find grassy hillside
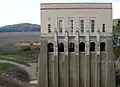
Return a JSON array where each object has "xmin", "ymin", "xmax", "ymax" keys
[
  {"xmin": 0, "ymin": 32, "xmax": 40, "ymax": 56},
  {"xmin": 0, "ymin": 32, "xmax": 40, "ymax": 72}
]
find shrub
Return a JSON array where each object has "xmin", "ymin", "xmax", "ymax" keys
[{"xmin": 20, "ymin": 46, "xmax": 31, "ymax": 52}]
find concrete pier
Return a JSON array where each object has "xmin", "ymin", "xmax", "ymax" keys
[
  {"xmin": 39, "ymin": 3, "xmax": 115, "ymax": 87},
  {"xmin": 85, "ymin": 29, "xmax": 90, "ymax": 87},
  {"xmin": 38, "ymin": 40, "xmax": 48, "ymax": 87},
  {"xmin": 38, "ymin": 38, "xmax": 116, "ymax": 87}
]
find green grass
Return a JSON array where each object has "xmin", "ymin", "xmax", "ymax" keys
[
  {"xmin": 0, "ymin": 54, "xmax": 31, "ymax": 72},
  {"xmin": 0, "ymin": 54, "xmax": 30, "ymax": 66},
  {"xmin": 7, "ymin": 55, "xmax": 27, "ymax": 61},
  {"xmin": 0, "ymin": 63, "xmax": 11, "ymax": 72},
  {"xmin": 0, "ymin": 46, "xmax": 39, "ymax": 69}
]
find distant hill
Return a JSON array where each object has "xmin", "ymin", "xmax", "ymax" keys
[{"xmin": 0, "ymin": 23, "xmax": 40, "ymax": 32}]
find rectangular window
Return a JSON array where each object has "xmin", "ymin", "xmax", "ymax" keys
[
  {"xmin": 80, "ymin": 20, "xmax": 84, "ymax": 32},
  {"xmin": 102, "ymin": 24, "xmax": 105, "ymax": 32},
  {"xmin": 48, "ymin": 24, "xmax": 51, "ymax": 33},
  {"xmin": 58, "ymin": 20, "xmax": 63, "ymax": 33},
  {"xmin": 91, "ymin": 20, "xmax": 95, "ymax": 32},
  {"xmin": 69, "ymin": 20, "xmax": 73, "ymax": 33}
]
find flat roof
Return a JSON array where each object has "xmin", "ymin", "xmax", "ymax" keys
[
  {"xmin": 41, "ymin": 3, "xmax": 112, "ymax": 5},
  {"xmin": 41, "ymin": 3, "xmax": 112, "ymax": 10}
]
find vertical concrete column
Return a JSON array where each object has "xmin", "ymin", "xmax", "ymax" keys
[
  {"xmin": 85, "ymin": 29, "xmax": 90, "ymax": 87},
  {"xmin": 95, "ymin": 29, "xmax": 100, "ymax": 87},
  {"xmin": 75, "ymin": 29, "xmax": 80, "ymax": 87},
  {"xmin": 64, "ymin": 28, "xmax": 69, "ymax": 87},
  {"xmin": 105, "ymin": 37, "xmax": 116, "ymax": 87},
  {"xmin": 53, "ymin": 29, "xmax": 59, "ymax": 87},
  {"xmin": 54, "ymin": 29, "xmax": 58, "ymax": 55},
  {"xmin": 38, "ymin": 40, "xmax": 48, "ymax": 87},
  {"xmin": 105, "ymin": 41, "xmax": 108, "ymax": 87}
]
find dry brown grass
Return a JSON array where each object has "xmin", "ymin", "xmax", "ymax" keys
[{"xmin": 0, "ymin": 73, "xmax": 31, "ymax": 87}]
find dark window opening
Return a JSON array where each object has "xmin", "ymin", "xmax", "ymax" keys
[
  {"xmin": 91, "ymin": 20, "xmax": 95, "ymax": 32},
  {"xmin": 48, "ymin": 24, "xmax": 51, "ymax": 33},
  {"xmin": 69, "ymin": 20, "xmax": 73, "ymax": 33},
  {"xmin": 80, "ymin": 20, "xmax": 84, "ymax": 32},
  {"xmin": 100, "ymin": 42, "xmax": 106, "ymax": 51},
  {"xmin": 90, "ymin": 42, "xmax": 95, "ymax": 52},
  {"xmin": 69, "ymin": 20, "xmax": 73, "ymax": 29},
  {"xmin": 69, "ymin": 43, "xmax": 75, "ymax": 52},
  {"xmin": 70, "ymin": 29, "xmax": 73, "ymax": 33},
  {"xmin": 58, "ymin": 43, "xmax": 64, "ymax": 52},
  {"xmin": 47, "ymin": 43, "xmax": 54, "ymax": 52},
  {"xmin": 59, "ymin": 20, "xmax": 63, "ymax": 33},
  {"xmin": 81, "ymin": 27, "xmax": 84, "ymax": 32},
  {"xmin": 102, "ymin": 24, "xmax": 105, "ymax": 32},
  {"xmin": 59, "ymin": 28, "xmax": 62, "ymax": 33},
  {"xmin": 79, "ymin": 42, "xmax": 85, "ymax": 52}
]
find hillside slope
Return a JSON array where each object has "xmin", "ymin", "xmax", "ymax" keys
[{"xmin": 0, "ymin": 23, "xmax": 40, "ymax": 32}]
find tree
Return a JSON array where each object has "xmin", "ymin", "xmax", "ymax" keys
[
  {"xmin": 113, "ymin": 47, "xmax": 120, "ymax": 59},
  {"xmin": 113, "ymin": 20, "xmax": 120, "ymax": 59},
  {"xmin": 113, "ymin": 20, "xmax": 120, "ymax": 86},
  {"xmin": 114, "ymin": 20, "xmax": 120, "ymax": 33}
]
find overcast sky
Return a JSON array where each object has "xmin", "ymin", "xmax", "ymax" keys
[{"xmin": 0, "ymin": 0, "xmax": 120, "ymax": 27}]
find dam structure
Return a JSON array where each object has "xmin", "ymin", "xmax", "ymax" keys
[{"xmin": 38, "ymin": 3, "xmax": 116, "ymax": 87}]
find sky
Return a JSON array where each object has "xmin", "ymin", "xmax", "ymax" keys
[{"xmin": 0, "ymin": 0, "xmax": 120, "ymax": 27}]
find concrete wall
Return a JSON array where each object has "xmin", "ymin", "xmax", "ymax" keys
[
  {"xmin": 38, "ymin": 38, "xmax": 116, "ymax": 87},
  {"xmin": 41, "ymin": 3, "xmax": 112, "ymax": 34},
  {"xmin": 39, "ymin": 3, "xmax": 115, "ymax": 87}
]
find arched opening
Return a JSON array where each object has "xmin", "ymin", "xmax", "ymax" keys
[
  {"xmin": 90, "ymin": 42, "xmax": 95, "ymax": 52},
  {"xmin": 58, "ymin": 43, "xmax": 64, "ymax": 52},
  {"xmin": 79, "ymin": 42, "xmax": 85, "ymax": 52},
  {"xmin": 100, "ymin": 42, "xmax": 106, "ymax": 51},
  {"xmin": 69, "ymin": 43, "xmax": 75, "ymax": 52},
  {"xmin": 47, "ymin": 43, "xmax": 54, "ymax": 52}
]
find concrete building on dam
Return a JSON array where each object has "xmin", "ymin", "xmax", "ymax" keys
[{"xmin": 38, "ymin": 3, "xmax": 116, "ymax": 87}]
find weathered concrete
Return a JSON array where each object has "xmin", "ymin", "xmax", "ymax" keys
[
  {"xmin": 40, "ymin": 3, "xmax": 115, "ymax": 87},
  {"xmin": 38, "ymin": 40, "xmax": 48, "ymax": 87},
  {"xmin": 95, "ymin": 28, "xmax": 100, "ymax": 87},
  {"xmin": 90, "ymin": 53, "xmax": 95, "ymax": 87},
  {"xmin": 59, "ymin": 53, "xmax": 65, "ymax": 87},
  {"xmin": 75, "ymin": 54, "xmax": 80, "ymax": 87},
  {"xmin": 69, "ymin": 53, "xmax": 75, "ymax": 87},
  {"xmin": 38, "ymin": 37, "xmax": 116, "ymax": 87},
  {"xmin": 53, "ymin": 29, "xmax": 59, "ymax": 87},
  {"xmin": 75, "ymin": 30, "xmax": 80, "ymax": 87},
  {"xmin": 64, "ymin": 55, "xmax": 69, "ymax": 87},
  {"xmin": 54, "ymin": 55, "xmax": 59, "ymax": 87},
  {"xmin": 101, "ymin": 52, "xmax": 106, "ymax": 87},
  {"xmin": 95, "ymin": 55, "xmax": 100, "ymax": 87},
  {"xmin": 105, "ymin": 39, "xmax": 116, "ymax": 87},
  {"xmin": 64, "ymin": 30, "xmax": 69, "ymax": 87},
  {"xmin": 80, "ymin": 53, "xmax": 85, "ymax": 87},
  {"xmin": 85, "ymin": 55, "xmax": 90, "ymax": 87},
  {"xmin": 85, "ymin": 29, "xmax": 90, "ymax": 87},
  {"xmin": 48, "ymin": 53, "xmax": 54, "ymax": 87}
]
